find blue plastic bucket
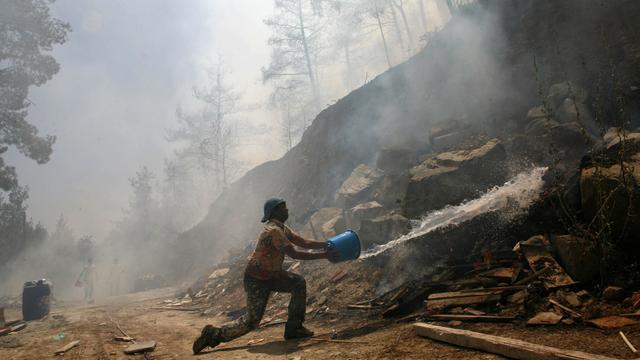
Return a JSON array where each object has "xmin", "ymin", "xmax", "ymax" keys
[{"xmin": 326, "ymin": 230, "xmax": 361, "ymax": 262}]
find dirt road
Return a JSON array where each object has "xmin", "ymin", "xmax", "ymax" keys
[{"xmin": 1, "ymin": 288, "xmax": 637, "ymax": 359}]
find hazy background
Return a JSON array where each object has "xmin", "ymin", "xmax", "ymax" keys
[
  {"xmin": 5, "ymin": 0, "xmax": 277, "ymax": 238},
  {"xmin": 1, "ymin": 0, "xmax": 452, "ymax": 297}
]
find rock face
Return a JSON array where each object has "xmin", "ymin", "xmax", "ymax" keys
[
  {"xmin": 299, "ymin": 207, "xmax": 343, "ymax": 240},
  {"xmin": 321, "ymin": 215, "xmax": 346, "ymax": 238},
  {"xmin": 376, "ymin": 149, "xmax": 419, "ymax": 175},
  {"xmin": 350, "ymin": 201, "xmax": 385, "ymax": 220},
  {"xmin": 602, "ymin": 286, "xmax": 625, "ymax": 302},
  {"xmin": 524, "ymin": 82, "xmax": 598, "ymax": 140},
  {"xmin": 548, "ymin": 81, "xmax": 589, "ymax": 109},
  {"xmin": 358, "ymin": 212, "xmax": 411, "ymax": 249},
  {"xmin": 580, "ymin": 161, "xmax": 640, "ymax": 246},
  {"xmin": 176, "ymin": 0, "xmax": 640, "ymax": 278},
  {"xmin": 337, "ymin": 164, "xmax": 384, "ymax": 208},
  {"xmin": 429, "ymin": 118, "xmax": 474, "ymax": 152},
  {"xmin": 603, "ymin": 127, "xmax": 640, "ymax": 158},
  {"xmin": 348, "ymin": 201, "xmax": 385, "ymax": 230},
  {"xmin": 550, "ymin": 234, "xmax": 600, "ymax": 283},
  {"xmin": 404, "ymin": 139, "xmax": 508, "ymax": 218}
]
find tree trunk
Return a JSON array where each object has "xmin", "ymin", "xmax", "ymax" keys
[
  {"xmin": 389, "ymin": 3, "xmax": 405, "ymax": 51},
  {"xmin": 214, "ymin": 68, "xmax": 223, "ymax": 193},
  {"xmin": 446, "ymin": 0, "xmax": 455, "ymax": 16},
  {"xmin": 344, "ymin": 43, "xmax": 354, "ymax": 89},
  {"xmin": 373, "ymin": 0, "xmax": 392, "ymax": 69},
  {"xmin": 288, "ymin": 110, "xmax": 293, "ymax": 151},
  {"xmin": 395, "ymin": 1, "xmax": 414, "ymax": 52},
  {"xmin": 298, "ymin": 0, "xmax": 320, "ymax": 107},
  {"xmin": 418, "ymin": 0, "xmax": 428, "ymax": 32},
  {"xmin": 221, "ymin": 134, "xmax": 228, "ymax": 188}
]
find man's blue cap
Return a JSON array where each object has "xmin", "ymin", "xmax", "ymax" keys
[{"xmin": 261, "ymin": 198, "xmax": 285, "ymax": 223}]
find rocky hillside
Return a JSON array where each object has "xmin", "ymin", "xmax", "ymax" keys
[{"xmin": 176, "ymin": 0, "xmax": 640, "ymax": 279}]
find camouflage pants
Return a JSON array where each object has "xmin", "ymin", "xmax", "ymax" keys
[{"xmin": 217, "ymin": 271, "xmax": 306, "ymax": 342}]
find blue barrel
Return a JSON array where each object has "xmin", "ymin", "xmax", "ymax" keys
[
  {"xmin": 326, "ymin": 230, "xmax": 361, "ymax": 262},
  {"xmin": 22, "ymin": 279, "xmax": 52, "ymax": 321}
]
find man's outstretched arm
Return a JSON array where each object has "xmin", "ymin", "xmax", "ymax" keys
[
  {"xmin": 285, "ymin": 245, "xmax": 337, "ymax": 261},
  {"xmin": 287, "ymin": 230, "xmax": 326, "ymax": 250}
]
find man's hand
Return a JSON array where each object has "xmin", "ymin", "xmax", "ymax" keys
[{"xmin": 326, "ymin": 248, "xmax": 341, "ymax": 263}]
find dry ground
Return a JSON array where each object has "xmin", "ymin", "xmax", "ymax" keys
[{"xmin": 2, "ymin": 288, "xmax": 639, "ymax": 359}]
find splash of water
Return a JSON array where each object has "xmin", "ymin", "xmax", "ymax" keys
[{"xmin": 360, "ymin": 167, "xmax": 548, "ymax": 259}]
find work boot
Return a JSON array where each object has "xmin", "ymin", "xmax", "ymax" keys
[
  {"xmin": 192, "ymin": 325, "xmax": 220, "ymax": 354},
  {"xmin": 284, "ymin": 325, "xmax": 314, "ymax": 340}
]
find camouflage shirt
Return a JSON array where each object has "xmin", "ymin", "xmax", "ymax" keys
[{"xmin": 245, "ymin": 220, "xmax": 304, "ymax": 280}]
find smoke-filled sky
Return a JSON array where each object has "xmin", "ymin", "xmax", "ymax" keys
[{"xmin": 6, "ymin": 0, "xmax": 277, "ymax": 238}]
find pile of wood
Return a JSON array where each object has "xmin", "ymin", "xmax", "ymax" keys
[{"xmin": 348, "ymin": 234, "xmax": 640, "ymax": 330}]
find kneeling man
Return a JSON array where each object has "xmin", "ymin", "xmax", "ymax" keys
[{"xmin": 193, "ymin": 198, "xmax": 339, "ymax": 354}]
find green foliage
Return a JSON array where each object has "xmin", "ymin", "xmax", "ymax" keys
[
  {"xmin": 0, "ymin": 185, "xmax": 47, "ymax": 264},
  {"xmin": 0, "ymin": 0, "xmax": 70, "ymax": 190}
]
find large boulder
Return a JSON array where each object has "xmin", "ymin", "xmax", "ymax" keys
[
  {"xmin": 519, "ymin": 106, "xmax": 551, "ymax": 130},
  {"xmin": 603, "ymin": 128, "xmax": 640, "ymax": 159},
  {"xmin": 299, "ymin": 207, "xmax": 343, "ymax": 240},
  {"xmin": 524, "ymin": 81, "xmax": 598, "ymax": 140},
  {"xmin": 321, "ymin": 215, "xmax": 346, "ymax": 238},
  {"xmin": 358, "ymin": 212, "xmax": 411, "ymax": 249},
  {"xmin": 525, "ymin": 117, "xmax": 559, "ymax": 136},
  {"xmin": 554, "ymin": 98, "xmax": 598, "ymax": 137},
  {"xmin": 550, "ymin": 234, "xmax": 600, "ymax": 283},
  {"xmin": 548, "ymin": 81, "xmax": 588, "ymax": 109},
  {"xmin": 349, "ymin": 201, "xmax": 385, "ymax": 230},
  {"xmin": 580, "ymin": 161, "xmax": 640, "ymax": 249},
  {"xmin": 336, "ymin": 164, "xmax": 383, "ymax": 207},
  {"xmin": 350, "ymin": 201, "xmax": 385, "ymax": 220},
  {"xmin": 404, "ymin": 139, "xmax": 508, "ymax": 218},
  {"xmin": 371, "ymin": 173, "xmax": 410, "ymax": 209},
  {"xmin": 429, "ymin": 118, "xmax": 475, "ymax": 152},
  {"xmin": 376, "ymin": 148, "xmax": 419, "ymax": 175}
]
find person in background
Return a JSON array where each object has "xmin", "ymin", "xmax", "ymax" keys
[
  {"xmin": 108, "ymin": 258, "xmax": 122, "ymax": 296},
  {"xmin": 77, "ymin": 258, "xmax": 96, "ymax": 304},
  {"xmin": 192, "ymin": 198, "xmax": 340, "ymax": 354}
]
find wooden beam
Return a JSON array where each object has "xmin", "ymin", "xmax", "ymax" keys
[
  {"xmin": 413, "ymin": 322, "xmax": 624, "ymax": 360},
  {"xmin": 425, "ymin": 314, "xmax": 515, "ymax": 322},
  {"xmin": 549, "ymin": 299, "xmax": 582, "ymax": 318},
  {"xmin": 428, "ymin": 290, "xmax": 503, "ymax": 300},
  {"xmin": 514, "ymin": 266, "xmax": 552, "ymax": 285},
  {"xmin": 54, "ymin": 340, "xmax": 80, "ymax": 355},
  {"xmin": 459, "ymin": 285, "xmax": 526, "ymax": 293},
  {"xmin": 124, "ymin": 340, "xmax": 156, "ymax": 355},
  {"xmin": 620, "ymin": 331, "xmax": 637, "ymax": 353},
  {"xmin": 426, "ymin": 294, "xmax": 502, "ymax": 310}
]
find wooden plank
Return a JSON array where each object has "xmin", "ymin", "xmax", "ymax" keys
[
  {"xmin": 123, "ymin": 340, "xmax": 156, "ymax": 354},
  {"xmin": 587, "ymin": 316, "xmax": 638, "ymax": 330},
  {"xmin": 54, "ymin": 340, "xmax": 80, "ymax": 355},
  {"xmin": 522, "ymin": 247, "xmax": 576, "ymax": 290},
  {"xmin": 515, "ymin": 266, "xmax": 553, "ymax": 285},
  {"xmin": 526, "ymin": 312, "xmax": 563, "ymax": 325},
  {"xmin": 620, "ymin": 331, "xmax": 637, "ymax": 353},
  {"xmin": 620, "ymin": 312, "xmax": 640, "ymax": 318},
  {"xmin": 347, "ymin": 304, "xmax": 376, "ymax": 310},
  {"xmin": 458, "ymin": 285, "xmax": 526, "ymax": 293},
  {"xmin": 512, "ymin": 262, "xmax": 523, "ymax": 283},
  {"xmin": 426, "ymin": 294, "xmax": 502, "ymax": 311},
  {"xmin": 307, "ymin": 338, "xmax": 369, "ymax": 344},
  {"xmin": 9, "ymin": 322, "xmax": 26, "ymax": 332},
  {"xmin": 114, "ymin": 336, "xmax": 135, "ymax": 342},
  {"xmin": 413, "ymin": 322, "xmax": 622, "ymax": 360},
  {"xmin": 428, "ymin": 290, "xmax": 503, "ymax": 300},
  {"xmin": 479, "ymin": 267, "xmax": 514, "ymax": 280},
  {"xmin": 549, "ymin": 299, "xmax": 582, "ymax": 318},
  {"xmin": 426, "ymin": 314, "xmax": 515, "ymax": 322}
]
